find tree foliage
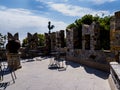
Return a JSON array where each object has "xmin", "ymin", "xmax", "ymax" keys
[
  {"xmin": 37, "ymin": 34, "xmax": 45, "ymax": 46},
  {"xmin": 81, "ymin": 14, "xmax": 93, "ymax": 25},
  {"xmin": 22, "ymin": 33, "xmax": 45, "ymax": 47},
  {"xmin": 22, "ymin": 37, "xmax": 28, "ymax": 47},
  {"xmin": 66, "ymin": 23, "xmax": 76, "ymax": 29},
  {"xmin": 98, "ymin": 16, "xmax": 111, "ymax": 50}
]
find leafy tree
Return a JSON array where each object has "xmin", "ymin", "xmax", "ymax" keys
[
  {"xmin": 67, "ymin": 14, "xmax": 93, "ymax": 29},
  {"xmin": 66, "ymin": 23, "xmax": 76, "ymax": 29},
  {"xmin": 98, "ymin": 16, "xmax": 111, "ymax": 31},
  {"xmin": 81, "ymin": 14, "xmax": 93, "ymax": 25},
  {"xmin": 98, "ymin": 16, "xmax": 111, "ymax": 50},
  {"xmin": 37, "ymin": 34, "xmax": 45, "ymax": 46},
  {"xmin": 66, "ymin": 19, "xmax": 82, "ymax": 30},
  {"xmin": 22, "ymin": 37, "xmax": 28, "ymax": 47},
  {"xmin": 93, "ymin": 14, "xmax": 100, "ymax": 22},
  {"xmin": 22, "ymin": 33, "xmax": 45, "ymax": 47},
  {"xmin": 75, "ymin": 19, "xmax": 82, "ymax": 29}
]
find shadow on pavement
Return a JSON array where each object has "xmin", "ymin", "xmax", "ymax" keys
[
  {"xmin": 65, "ymin": 61, "xmax": 81, "ymax": 68},
  {"xmin": 84, "ymin": 66, "xmax": 109, "ymax": 79},
  {"xmin": 0, "ymin": 82, "xmax": 10, "ymax": 90}
]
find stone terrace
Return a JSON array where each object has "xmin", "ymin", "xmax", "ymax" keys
[{"xmin": 1, "ymin": 57, "xmax": 111, "ymax": 90}]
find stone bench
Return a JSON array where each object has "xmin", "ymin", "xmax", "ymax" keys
[{"xmin": 109, "ymin": 62, "xmax": 120, "ymax": 90}]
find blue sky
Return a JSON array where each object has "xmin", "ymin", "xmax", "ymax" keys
[{"xmin": 0, "ymin": 0, "xmax": 120, "ymax": 41}]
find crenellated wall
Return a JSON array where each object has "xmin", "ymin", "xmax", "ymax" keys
[
  {"xmin": 65, "ymin": 21, "xmax": 114, "ymax": 72},
  {"xmin": 45, "ymin": 30, "xmax": 65, "ymax": 53},
  {"xmin": 66, "ymin": 22, "xmax": 107, "ymax": 64},
  {"xmin": 110, "ymin": 11, "xmax": 120, "ymax": 62}
]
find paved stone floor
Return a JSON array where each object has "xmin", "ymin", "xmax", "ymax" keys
[{"xmin": 0, "ymin": 57, "xmax": 111, "ymax": 90}]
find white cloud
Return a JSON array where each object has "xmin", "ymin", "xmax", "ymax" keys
[
  {"xmin": 0, "ymin": 6, "xmax": 67, "ymax": 41},
  {"xmin": 78, "ymin": 0, "xmax": 116, "ymax": 4},
  {"xmin": 91, "ymin": 0, "xmax": 116, "ymax": 4},
  {"xmin": 46, "ymin": 2, "xmax": 110, "ymax": 17}
]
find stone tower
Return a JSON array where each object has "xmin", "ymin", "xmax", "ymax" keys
[
  {"xmin": 110, "ymin": 11, "xmax": 120, "ymax": 62},
  {"xmin": 110, "ymin": 11, "xmax": 120, "ymax": 51}
]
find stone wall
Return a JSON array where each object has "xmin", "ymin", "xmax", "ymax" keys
[
  {"xmin": 50, "ymin": 32, "xmax": 56, "ymax": 51},
  {"xmin": 110, "ymin": 11, "xmax": 120, "ymax": 62},
  {"xmin": 65, "ymin": 22, "xmax": 111, "ymax": 71},
  {"xmin": 108, "ymin": 11, "xmax": 120, "ymax": 89},
  {"xmin": 115, "ymin": 11, "xmax": 120, "ymax": 30},
  {"xmin": 44, "ymin": 33, "xmax": 51, "ymax": 54},
  {"xmin": 66, "ymin": 27, "xmax": 82, "ymax": 50},
  {"xmin": 44, "ymin": 30, "xmax": 65, "ymax": 53},
  {"xmin": 82, "ymin": 22, "xmax": 100, "ymax": 50},
  {"xmin": 66, "ymin": 49, "xmax": 111, "ymax": 64},
  {"xmin": 66, "ymin": 28, "xmax": 74, "ymax": 52},
  {"xmin": 66, "ymin": 22, "xmax": 104, "ymax": 63},
  {"xmin": 55, "ymin": 30, "xmax": 65, "ymax": 49},
  {"xmin": 66, "ymin": 56, "xmax": 110, "ymax": 72}
]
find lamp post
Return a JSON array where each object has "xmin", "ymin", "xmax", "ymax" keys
[
  {"xmin": 47, "ymin": 21, "xmax": 55, "ymax": 54},
  {"xmin": 48, "ymin": 21, "xmax": 55, "ymax": 34}
]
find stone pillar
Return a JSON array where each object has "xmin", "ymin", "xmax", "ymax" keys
[
  {"xmin": 66, "ymin": 29, "xmax": 74, "ymax": 56},
  {"xmin": 50, "ymin": 32, "xmax": 56, "ymax": 51},
  {"xmin": 56, "ymin": 31, "xmax": 61, "ymax": 49},
  {"xmin": 91, "ymin": 22, "xmax": 101, "ymax": 50},
  {"xmin": 115, "ymin": 11, "xmax": 120, "ymax": 30},
  {"xmin": 6, "ymin": 53, "xmax": 21, "ymax": 70},
  {"xmin": 6, "ymin": 32, "xmax": 21, "ymax": 70},
  {"xmin": 44, "ymin": 33, "xmax": 51, "ymax": 54},
  {"xmin": 82, "ymin": 24, "xmax": 90, "ymax": 50},
  {"xmin": 110, "ymin": 11, "xmax": 120, "ymax": 62}
]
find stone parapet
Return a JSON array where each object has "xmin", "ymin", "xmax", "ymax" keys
[
  {"xmin": 109, "ymin": 62, "xmax": 120, "ymax": 90},
  {"xmin": 66, "ymin": 55, "xmax": 110, "ymax": 72}
]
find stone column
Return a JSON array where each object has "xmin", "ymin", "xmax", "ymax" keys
[
  {"xmin": 6, "ymin": 32, "xmax": 21, "ymax": 70},
  {"xmin": 44, "ymin": 33, "xmax": 51, "ymax": 54},
  {"xmin": 6, "ymin": 53, "xmax": 21, "ymax": 70}
]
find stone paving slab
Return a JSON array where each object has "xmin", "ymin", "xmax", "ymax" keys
[{"xmin": 1, "ymin": 57, "xmax": 111, "ymax": 90}]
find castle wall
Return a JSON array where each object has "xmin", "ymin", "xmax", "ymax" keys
[
  {"xmin": 110, "ymin": 11, "xmax": 120, "ymax": 62},
  {"xmin": 65, "ymin": 22, "xmax": 109, "ymax": 70}
]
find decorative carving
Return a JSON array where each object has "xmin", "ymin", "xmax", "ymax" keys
[
  {"xmin": 6, "ymin": 33, "xmax": 20, "ymax": 53},
  {"xmin": 6, "ymin": 32, "xmax": 21, "ymax": 69},
  {"xmin": 8, "ymin": 32, "xmax": 19, "ymax": 40}
]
